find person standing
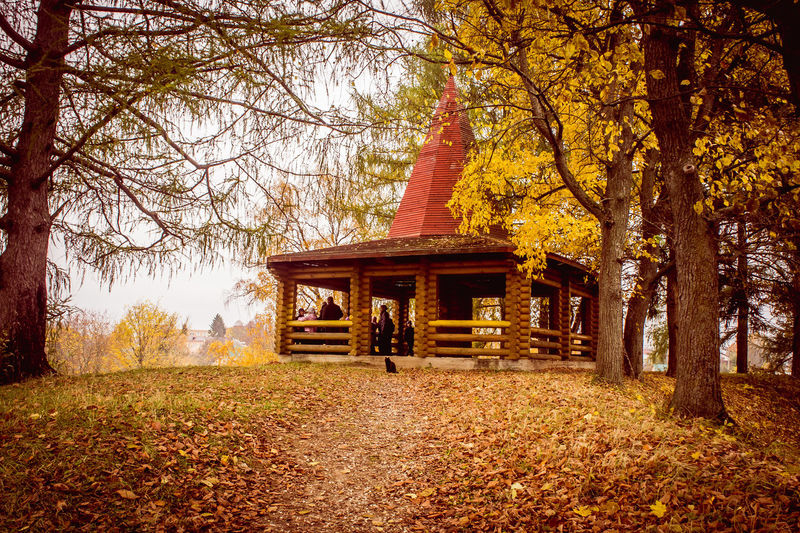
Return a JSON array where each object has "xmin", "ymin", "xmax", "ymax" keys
[
  {"xmin": 403, "ymin": 320, "xmax": 414, "ymax": 356},
  {"xmin": 320, "ymin": 296, "xmax": 343, "ymax": 321},
  {"xmin": 377, "ymin": 304, "xmax": 394, "ymax": 356},
  {"xmin": 320, "ymin": 296, "xmax": 344, "ymax": 344},
  {"xmin": 370, "ymin": 316, "xmax": 379, "ymax": 354}
]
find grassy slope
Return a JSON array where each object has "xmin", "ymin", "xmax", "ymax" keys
[{"xmin": 1, "ymin": 364, "xmax": 798, "ymax": 532}]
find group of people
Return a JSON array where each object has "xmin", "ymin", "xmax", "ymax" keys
[
  {"xmin": 296, "ymin": 296, "xmax": 345, "ymax": 328},
  {"xmin": 295, "ymin": 296, "xmax": 346, "ymax": 344},
  {"xmin": 294, "ymin": 298, "xmax": 415, "ymax": 355}
]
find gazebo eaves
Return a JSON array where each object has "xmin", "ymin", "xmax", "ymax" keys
[
  {"xmin": 266, "ymin": 234, "xmax": 593, "ymax": 275},
  {"xmin": 266, "ymin": 234, "xmax": 516, "ymax": 266}
]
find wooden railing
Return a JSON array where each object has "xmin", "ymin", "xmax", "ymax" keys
[
  {"xmin": 429, "ymin": 319, "xmax": 511, "ymax": 357},
  {"xmin": 286, "ymin": 320, "xmax": 353, "ymax": 353},
  {"xmin": 529, "ymin": 328, "xmax": 594, "ymax": 360},
  {"xmin": 570, "ymin": 333, "xmax": 592, "ymax": 357}
]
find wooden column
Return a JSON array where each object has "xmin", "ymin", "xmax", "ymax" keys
[
  {"xmin": 275, "ymin": 276, "xmax": 297, "ymax": 356},
  {"xmin": 341, "ymin": 291, "xmax": 350, "ymax": 318},
  {"xmin": 558, "ymin": 276, "xmax": 571, "ymax": 360},
  {"xmin": 348, "ymin": 266, "xmax": 364, "ymax": 355},
  {"xmin": 518, "ymin": 272, "xmax": 532, "ymax": 359},
  {"xmin": 505, "ymin": 266, "xmax": 520, "ymax": 360},
  {"xmin": 353, "ymin": 266, "xmax": 371, "ymax": 355},
  {"xmin": 391, "ymin": 299, "xmax": 400, "ymax": 354},
  {"xmin": 425, "ymin": 263, "xmax": 438, "ymax": 356},
  {"xmin": 414, "ymin": 260, "xmax": 430, "ymax": 357}
]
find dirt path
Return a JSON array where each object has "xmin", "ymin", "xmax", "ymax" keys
[{"xmin": 258, "ymin": 374, "xmax": 435, "ymax": 532}]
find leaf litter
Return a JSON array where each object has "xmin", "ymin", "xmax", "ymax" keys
[{"xmin": 1, "ymin": 364, "xmax": 798, "ymax": 532}]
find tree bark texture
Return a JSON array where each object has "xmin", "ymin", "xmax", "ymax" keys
[
  {"xmin": 792, "ymin": 259, "xmax": 800, "ymax": 377},
  {"xmin": 638, "ymin": 1, "xmax": 727, "ymax": 419},
  {"xmin": 594, "ymin": 122, "xmax": 634, "ymax": 385},
  {"xmin": 736, "ymin": 222, "xmax": 749, "ymax": 373},
  {"xmin": 0, "ymin": 0, "xmax": 71, "ymax": 383},
  {"xmin": 515, "ymin": 47, "xmax": 633, "ymax": 386}
]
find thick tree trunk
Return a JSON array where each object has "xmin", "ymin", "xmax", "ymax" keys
[
  {"xmin": 595, "ymin": 148, "xmax": 633, "ymax": 385},
  {"xmin": 638, "ymin": 2, "xmax": 727, "ymax": 419},
  {"xmin": 666, "ymin": 263, "xmax": 678, "ymax": 377},
  {"xmin": 596, "ymin": 216, "xmax": 628, "ymax": 385},
  {"xmin": 736, "ymin": 222, "xmax": 749, "ymax": 373},
  {"xmin": 0, "ymin": 0, "xmax": 71, "ymax": 384}
]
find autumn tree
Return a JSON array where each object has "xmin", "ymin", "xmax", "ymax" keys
[
  {"xmin": 394, "ymin": 0, "xmax": 654, "ymax": 385},
  {"xmin": 208, "ymin": 313, "xmax": 276, "ymax": 366},
  {"xmin": 47, "ymin": 309, "xmax": 112, "ymax": 375},
  {"xmin": 628, "ymin": 0, "xmax": 799, "ymax": 414},
  {"xmin": 0, "ymin": 0, "xmax": 381, "ymax": 384},
  {"xmin": 209, "ymin": 314, "xmax": 226, "ymax": 338},
  {"xmin": 110, "ymin": 301, "xmax": 185, "ymax": 369}
]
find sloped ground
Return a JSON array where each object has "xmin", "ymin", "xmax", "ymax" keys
[{"xmin": 1, "ymin": 364, "xmax": 798, "ymax": 532}]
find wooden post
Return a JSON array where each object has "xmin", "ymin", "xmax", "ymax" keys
[
  {"xmin": 391, "ymin": 299, "xmax": 400, "ymax": 354},
  {"xmin": 354, "ymin": 266, "xmax": 371, "ymax": 355},
  {"xmin": 398, "ymin": 297, "xmax": 408, "ymax": 355},
  {"xmin": 342, "ymin": 291, "xmax": 350, "ymax": 318},
  {"xmin": 274, "ymin": 275, "xmax": 296, "ymax": 356},
  {"xmin": 426, "ymin": 263, "xmax": 438, "ymax": 356},
  {"xmin": 348, "ymin": 267, "xmax": 363, "ymax": 356},
  {"xmin": 558, "ymin": 276, "xmax": 571, "ymax": 360},
  {"xmin": 518, "ymin": 273, "xmax": 531, "ymax": 359},
  {"xmin": 505, "ymin": 266, "xmax": 519, "ymax": 360},
  {"xmin": 414, "ymin": 260, "xmax": 430, "ymax": 357}
]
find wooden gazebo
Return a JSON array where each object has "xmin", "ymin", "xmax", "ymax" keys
[{"xmin": 267, "ymin": 78, "xmax": 598, "ymax": 367}]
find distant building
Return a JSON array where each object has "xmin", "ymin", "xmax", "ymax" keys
[{"xmin": 185, "ymin": 329, "xmax": 212, "ymax": 355}]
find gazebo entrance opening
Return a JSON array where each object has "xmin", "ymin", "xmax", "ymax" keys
[
  {"xmin": 370, "ymin": 275, "xmax": 416, "ymax": 356},
  {"xmin": 436, "ymin": 273, "xmax": 506, "ymax": 354}
]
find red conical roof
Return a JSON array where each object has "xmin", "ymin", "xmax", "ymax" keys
[{"xmin": 387, "ymin": 77, "xmax": 476, "ymax": 238}]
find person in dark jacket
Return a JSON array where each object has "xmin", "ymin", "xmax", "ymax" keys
[
  {"xmin": 403, "ymin": 320, "xmax": 414, "ymax": 356},
  {"xmin": 377, "ymin": 305, "xmax": 394, "ymax": 355},
  {"xmin": 320, "ymin": 296, "xmax": 343, "ymax": 321},
  {"xmin": 320, "ymin": 296, "xmax": 344, "ymax": 344}
]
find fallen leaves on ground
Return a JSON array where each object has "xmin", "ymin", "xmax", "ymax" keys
[{"xmin": 1, "ymin": 364, "xmax": 798, "ymax": 532}]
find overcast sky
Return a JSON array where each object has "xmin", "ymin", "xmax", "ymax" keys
[{"xmin": 68, "ymin": 262, "xmax": 260, "ymax": 330}]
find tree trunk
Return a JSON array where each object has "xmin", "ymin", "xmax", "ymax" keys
[
  {"xmin": 596, "ymin": 216, "xmax": 628, "ymax": 385},
  {"xmin": 594, "ymin": 142, "xmax": 633, "ymax": 385},
  {"xmin": 623, "ymin": 262, "xmax": 658, "ymax": 379},
  {"xmin": 624, "ymin": 151, "xmax": 662, "ymax": 379},
  {"xmin": 736, "ymin": 222, "xmax": 749, "ymax": 373},
  {"xmin": 638, "ymin": 2, "xmax": 727, "ymax": 419},
  {"xmin": 792, "ymin": 258, "xmax": 800, "ymax": 377},
  {"xmin": 666, "ymin": 263, "xmax": 678, "ymax": 377},
  {"xmin": 0, "ymin": 0, "xmax": 71, "ymax": 384}
]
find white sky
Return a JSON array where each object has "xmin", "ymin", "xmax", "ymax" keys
[{"xmin": 68, "ymin": 262, "xmax": 260, "ymax": 330}]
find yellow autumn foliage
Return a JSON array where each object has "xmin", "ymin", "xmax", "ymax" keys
[
  {"xmin": 208, "ymin": 313, "xmax": 278, "ymax": 367},
  {"xmin": 109, "ymin": 301, "xmax": 187, "ymax": 370}
]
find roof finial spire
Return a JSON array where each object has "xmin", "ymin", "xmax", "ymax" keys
[{"xmin": 387, "ymin": 77, "xmax": 476, "ymax": 238}]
